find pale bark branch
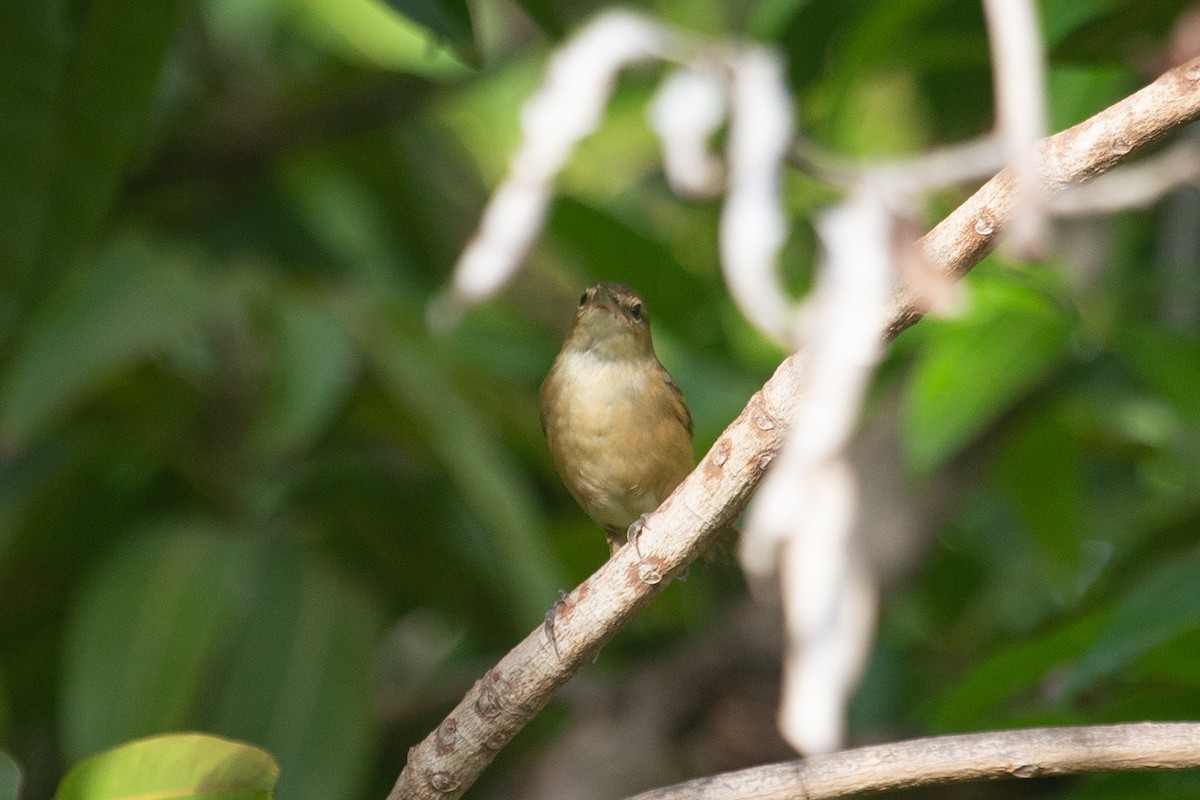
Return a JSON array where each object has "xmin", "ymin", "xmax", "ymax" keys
[
  {"xmin": 626, "ymin": 722, "xmax": 1200, "ymax": 799},
  {"xmin": 388, "ymin": 55, "xmax": 1200, "ymax": 800},
  {"xmin": 886, "ymin": 55, "xmax": 1200, "ymax": 338}
]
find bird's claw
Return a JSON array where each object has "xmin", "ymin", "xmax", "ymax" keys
[
  {"xmin": 543, "ymin": 589, "xmax": 569, "ymax": 656},
  {"xmin": 627, "ymin": 514, "xmax": 650, "ymax": 559}
]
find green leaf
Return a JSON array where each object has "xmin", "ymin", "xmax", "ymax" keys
[
  {"xmin": 355, "ymin": 308, "xmax": 563, "ymax": 624},
  {"xmin": 995, "ymin": 412, "xmax": 1086, "ymax": 579},
  {"xmin": 932, "ymin": 611, "xmax": 1110, "ymax": 731},
  {"xmin": 255, "ymin": 292, "xmax": 358, "ymax": 454},
  {"xmin": 903, "ymin": 273, "xmax": 1075, "ymax": 474},
  {"xmin": 55, "ymin": 733, "xmax": 278, "ymax": 800},
  {"xmin": 208, "ymin": 546, "xmax": 380, "ymax": 800},
  {"xmin": 0, "ymin": 751, "xmax": 20, "ymax": 800},
  {"xmin": 0, "ymin": 1, "xmax": 67, "ymax": 287},
  {"xmin": 771, "ymin": 0, "xmax": 990, "ymax": 86},
  {"xmin": 768, "ymin": 0, "xmax": 994, "ymax": 141},
  {"xmin": 292, "ymin": 0, "xmax": 471, "ymax": 77},
  {"xmin": 1040, "ymin": 0, "xmax": 1124, "ymax": 46},
  {"xmin": 60, "ymin": 526, "xmax": 253, "ymax": 762},
  {"xmin": 1065, "ymin": 553, "xmax": 1200, "ymax": 696},
  {"xmin": 34, "ymin": 0, "xmax": 186, "ymax": 288},
  {"xmin": 0, "ymin": 243, "xmax": 214, "ymax": 449},
  {"xmin": 1116, "ymin": 325, "xmax": 1200, "ymax": 423},
  {"xmin": 1047, "ymin": 65, "xmax": 1139, "ymax": 133},
  {"xmin": 377, "ymin": 0, "xmax": 476, "ymax": 56}
]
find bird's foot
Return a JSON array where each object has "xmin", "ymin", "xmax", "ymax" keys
[
  {"xmin": 627, "ymin": 514, "xmax": 651, "ymax": 559},
  {"xmin": 543, "ymin": 590, "xmax": 569, "ymax": 657}
]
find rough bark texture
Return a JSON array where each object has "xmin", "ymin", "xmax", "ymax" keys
[{"xmin": 389, "ymin": 56, "xmax": 1200, "ymax": 800}]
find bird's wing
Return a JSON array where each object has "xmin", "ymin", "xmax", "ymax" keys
[{"xmin": 659, "ymin": 363, "xmax": 693, "ymax": 438}]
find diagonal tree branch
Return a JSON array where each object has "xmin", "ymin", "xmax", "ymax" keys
[
  {"xmin": 389, "ymin": 55, "xmax": 1200, "ymax": 800},
  {"xmin": 626, "ymin": 722, "xmax": 1200, "ymax": 799}
]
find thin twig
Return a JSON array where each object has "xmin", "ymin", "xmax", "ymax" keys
[
  {"xmin": 626, "ymin": 722, "xmax": 1200, "ymax": 799},
  {"xmin": 789, "ymin": 134, "xmax": 1005, "ymax": 196},
  {"xmin": 388, "ymin": 55, "xmax": 1200, "ymax": 800}
]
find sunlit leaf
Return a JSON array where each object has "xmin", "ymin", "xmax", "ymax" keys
[
  {"xmin": 60, "ymin": 526, "xmax": 253, "ymax": 762},
  {"xmin": 903, "ymin": 272, "xmax": 1076, "ymax": 474},
  {"xmin": 293, "ymin": 0, "xmax": 471, "ymax": 77},
  {"xmin": 55, "ymin": 733, "xmax": 277, "ymax": 800},
  {"xmin": 207, "ymin": 545, "xmax": 380, "ymax": 800},
  {"xmin": 377, "ymin": 0, "xmax": 475, "ymax": 57},
  {"xmin": 0, "ymin": 243, "xmax": 214, "ymax": 449}
]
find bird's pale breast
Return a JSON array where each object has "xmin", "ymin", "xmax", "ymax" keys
[{"xmin": 541, "ymin": 349, "xmax": 693, "ymax": 531}]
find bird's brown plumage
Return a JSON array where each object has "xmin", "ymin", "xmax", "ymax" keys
[{"xmin": 540, "ymin": 283, "xmax": 695, "ymax": 554}]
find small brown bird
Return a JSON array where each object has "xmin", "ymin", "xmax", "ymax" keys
[{"xmin": 540, "ymin": 282, "xmax": 694, "ymax": 555}]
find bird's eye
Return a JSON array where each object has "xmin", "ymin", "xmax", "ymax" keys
[
  {"xmin": 578, "ymin": 291, "xmax": 588, "ymax": 307},
  {"xmin": 629, "ymin": 302, "xmax": 643, "ymax": 321}
]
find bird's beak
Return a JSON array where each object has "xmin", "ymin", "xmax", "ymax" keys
[{"xmin": 589, "ymin": 285, "xmax": 619, "ymax": 315}]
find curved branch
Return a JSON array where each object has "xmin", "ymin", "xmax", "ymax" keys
[
  {"xmin": 389, "ymin": 55, "xmax": 1200, "ymax": 800},
  {"xmin": 626, "ymin": 722, "xmax": 1200, "ymax": 799},
  {"xmin": 887, "ymin": 56, "xmax": 1200, "ymax": 337}
]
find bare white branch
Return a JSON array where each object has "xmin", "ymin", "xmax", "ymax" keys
[
  {"xmin": 982, "ymin": 0, "xmax": 1049, "ymax": 256},
  {"xmin": 719, "ymin": 47, "xmax": 797, "ymax": 345},
  {"xmin": 439, "ymin": 15, "xmax": 802, "ymax": 349},
  {"xmin": 742, "ymin": 189, "xmax": 895, "ymax": 754},
  {"xmin": 648, "ymin": 66, "xmax": 727, "ymax": 198},
  {"xmin": 443, "ymin": 11, "xmax": 672, "ymax": 316}
]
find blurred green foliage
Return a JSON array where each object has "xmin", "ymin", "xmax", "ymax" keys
[{"xmin": 0, "ymin": 0, "xmax": 1198, "ymax": 798}]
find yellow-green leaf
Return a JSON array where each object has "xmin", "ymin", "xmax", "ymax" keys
[{"xmin": 56, "ymin": 733, "xmax": 277, "ymax": 800}]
